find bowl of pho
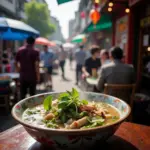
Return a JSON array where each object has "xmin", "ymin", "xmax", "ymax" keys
[{"xmin": 12, "ymin": 88, "xmax": 130, "ymax": 149}]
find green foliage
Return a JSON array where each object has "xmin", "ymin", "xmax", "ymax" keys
[{"xmin": 24, "ymin": 1, "xmax": 55, "ymax": 37}]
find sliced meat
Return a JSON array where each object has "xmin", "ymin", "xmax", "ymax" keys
[{"xmin": 80, "ymin": 105, "xmax": 96, "ymax": 112}]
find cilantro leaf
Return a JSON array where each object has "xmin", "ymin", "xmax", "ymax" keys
[
  {"xmin": 58, "ymin": 93, "xmax": 69, "ymax": 101},
  {"xmin": 81, "ymin": 99, "xmax": 88, "ymax": 105},
  {"xmin": 43, "ymin": 95, "xmax": 53, "ymax": 111},
  {"xmin": 72, "ymin": 88, "xmax": 79, "ymax": 98},
  {"xmin": 58, "ymin": 101, "xmax": 69, "ymax": 108}
]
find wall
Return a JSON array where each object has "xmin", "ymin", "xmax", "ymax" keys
[
  {"xmin": 0, "ymin": 0, "xmax": 27, "ymax": 52},
  {"xmin": 112, "ymin": 4, "xmax": 130, "ymax": 63},
  {"xmin": 0, "ymin": 0, "xmax": 16, "ymax": 14},
  {"xmin": 132, "ymin": 1, "xmax": 150, "ymax": 89},
  {"xmin": 73, "ymin": 0, "xmax": 92, "ymax": 34},
  {"xmin": 115, "ymin": 15, "xmax": 129, "ymax": 53}
]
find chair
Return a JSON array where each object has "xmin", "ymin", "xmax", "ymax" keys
[{"xmin": 104, "ymin": 84, "xmax": 136, "ymax": 121}]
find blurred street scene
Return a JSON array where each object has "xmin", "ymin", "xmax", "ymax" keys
[{"xmin": 0, "ymin": 0, "xmax": 150, "ymax": 133}]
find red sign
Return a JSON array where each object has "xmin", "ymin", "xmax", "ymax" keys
[{"xmin": 129, "ymin": 0, "xmax": 141, "ymax": 6}]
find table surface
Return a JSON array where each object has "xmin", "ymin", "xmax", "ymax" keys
[
  {"xmin": 0, "ymin": 122, "xmax": 149, "ymax": 150},
  {"xmin": 0, "ymin": 73, "xmax": 19, "ymax": 79},
  {"xmin": 0, "ymin": 70, "xmax": 45, "ymax": 79}
]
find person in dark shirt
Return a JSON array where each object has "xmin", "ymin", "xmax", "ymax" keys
[
  {"xmin": 82, "ymin": 46, "xmax": 101, "ymax": 77},
  {"xmin": 15, "ymin": 36, "xmax": 40, "ymax": 99}
]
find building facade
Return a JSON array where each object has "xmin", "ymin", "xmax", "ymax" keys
[
  {"xmin": 48, "ymin": 16, "xmax": 64, "ymax": 42},
  {"xmin": 0, "ymin": 0, "xmax": 27, "ymax": 19},
  {"xmin": 101, "ymin": 0, "xmax": 149, "ymax": 91},
  {"xmin": 129, "ymin": 0, "xmax": 150, "ymax": 90},
  {"xmin": 0, "ymin": 0, "xmax": 17, "ymax": 18},
  {"xmin": 68, "ymin": 19, "xmax": 76, "ymax": 38},
  {"xmin": 67, "ymin": 0, "xmax": 92, "ymax": 45}
]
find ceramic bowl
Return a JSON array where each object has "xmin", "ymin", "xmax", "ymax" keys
[{"xmin": 12, "ymin": 92, "xmax": 130, "ymax": 149}]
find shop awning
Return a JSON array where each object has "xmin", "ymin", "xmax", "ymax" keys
[
  {"xmin": 57, "ymin": 0, "xmax": 73, "ymax": 5},
  {"xmin": 84, "ymin": 14, "xmax": 112, "ymax": 33},
  {"xmin": 0, "ymin": 17, "xmax": 39, "ymax": 40},
  {"xmin": 71, "ymin": 34, "xmax": 86, "ymax": 43}
]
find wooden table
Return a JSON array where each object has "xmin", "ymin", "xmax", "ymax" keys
[{"xmin": 0, "ymin": 122, "xmax": 149, "ymax": 150}]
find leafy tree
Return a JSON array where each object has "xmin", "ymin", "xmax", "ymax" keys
[{"xmin": 24, "ymin": 1, "xmax": 55, "ymax": 37}]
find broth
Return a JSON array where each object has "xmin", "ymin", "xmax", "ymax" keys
[{"xmin": 22, "ymin": 102, "xmax": 120, "ymax": 129}]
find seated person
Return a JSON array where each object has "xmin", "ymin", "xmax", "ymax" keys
[
  {"xmin": 96, "ymin": 47, "xmax": 135, "ymax": 92},
  {"xmin": 82, "ymin": 46, "xmax": 101, "ymax": 77},
  {"xmin": 100, "ymin": 49, "xmax": 111, "ymax": 66}
]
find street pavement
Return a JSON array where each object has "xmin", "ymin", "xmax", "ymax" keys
[{"xmin": 53, "ymin": 60, "xmax": 79, "ymax": 92}]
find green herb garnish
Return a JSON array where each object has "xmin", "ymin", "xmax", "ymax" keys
[
  {"xmin": 43, "ymin": 95, "xmax": 53, "ymax": 111},
  {"xmin": 82, "ymin": 117, "xmax": 105, "ymax": 129},
  {"xmin": 26, "ymin": 109, "xmax": 40, "ymax": 115},
  {"xmin": 43, "ymin": 88, "xmax": 88, "ymax": 124},
  {"xmin": 57, "ymin": 88, "xmax": 88, "ymax": 121},
  {"xmin": 43, "ymin": 118, "xmax": 58, "ymax": 129}
]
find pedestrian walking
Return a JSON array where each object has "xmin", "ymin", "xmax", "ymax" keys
[
  {"xmin": 75, "ymin": 45, "xmax": 86, "ymax": 85},
  {"xmin": 40, "ymin": 45, "xmax": 54, "ymax": 88},
  {"xmin": 69, "ymin": 49, "xmax": 74, "ymax": 69},
  {"xmin": 58, "ymin": 45, "xmax": 67, "ymax": 79},
  {"xmin": 15, "ymin": 36, "xmax": 40, "ymax": 99}
]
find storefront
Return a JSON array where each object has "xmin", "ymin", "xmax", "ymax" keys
[
  {"xmin": 115, "ymin": 15, "xmax": 129, "ymax": 57},
  {"xmin": 84, "ymin": 14, "xmax": 112, "ymax": 49},
  {"xmin": 110, "ymin": 0, "xmax": 130, "ymax": 63},
  {"xmin": 130, "ymin": 0, "xmax": 150, "ymax": 90}
]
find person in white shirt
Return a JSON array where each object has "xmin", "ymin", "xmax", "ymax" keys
[{"xmin": 100, "ymin": 49, "xmax": 111, "ymax": 66}]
